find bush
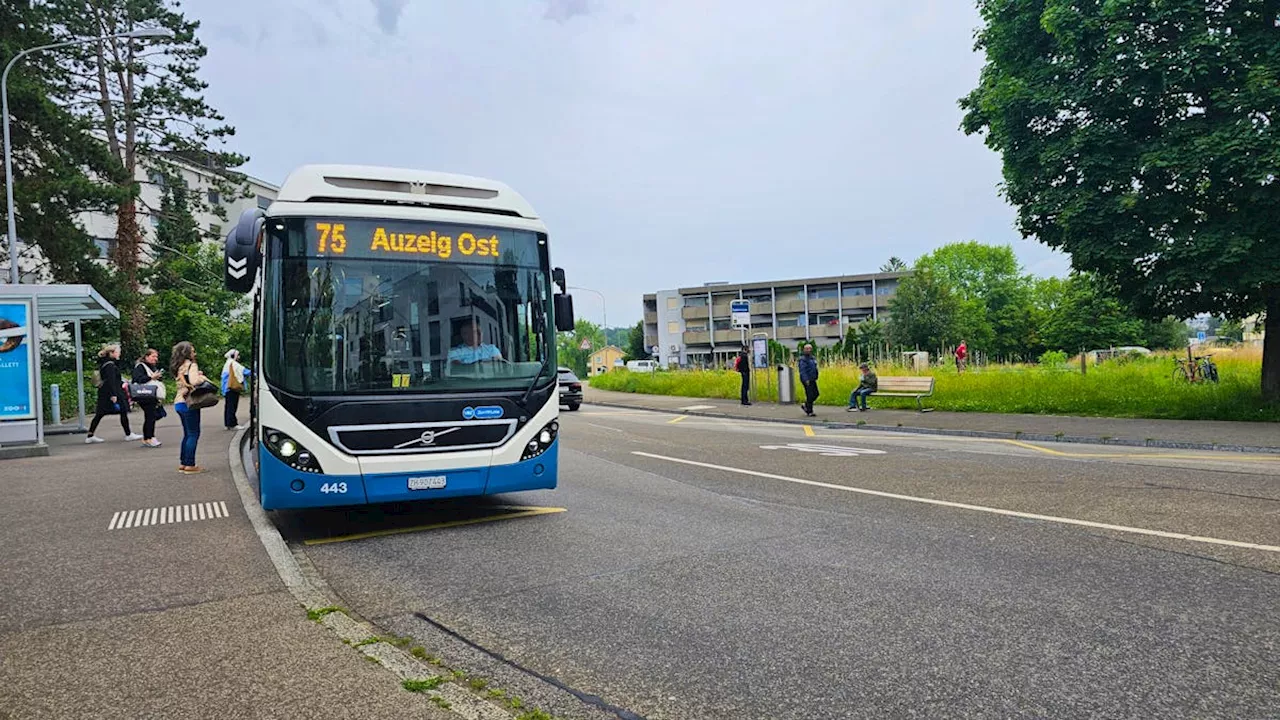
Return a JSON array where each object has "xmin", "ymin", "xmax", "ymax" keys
[{"xmin": 1037, "ymin": 350, "xmax": 1069, "ymax": 367}]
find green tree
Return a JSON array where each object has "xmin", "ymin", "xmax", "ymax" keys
[
  {"xmin": 0, "ymin": 0, "xmax": 125, "ymax": 283},
  {"xmin": 1219, "ymin": 319, "xmax": 1245, "ymax": 342},
  {"xmin": 915, "ymin": 242, "xmax": 1038, "ymax": 359},
  {"xmin": 962, "ymin": 0, "xmax": 1280, "ymax": 400},
  {"xmin": 1041, "ymin": 274, "xmax": 1145, "ymax": 352},
  {"xmin": 49, "ymin": 0, "xmax": 248, "ymax": 351},
  {"xmin": 142, "ymin": 175, "xmax": 248, "ymax": 359},
  {"xmin": 625, "ymin": 320, "xmax": 647, "ymax": 361},
  {"xmin": 887, "ymin": 267, "xmax": 962, "ymax": 351},
  {"xmin": 555, "ymin": 320, "xmax": 604, "ymax": 377},
  {"xmin": 880, "ymin": 257, "xmax": 907, "ymax": 273},
  {"xmin": 1143, "ymin": 317, "xmax": 1189, "ymax": 351}
]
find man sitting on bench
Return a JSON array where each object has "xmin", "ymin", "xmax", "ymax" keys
[{"xmin": 847, "ymin": 363, "xmax": 877, "ymax": 412}]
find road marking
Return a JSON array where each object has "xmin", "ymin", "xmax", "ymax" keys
[
  {"xmin": 759, "ymin": 443, "xmax": 886, "ymax": 457},
  {"xmin": 803, "ymin": 425, "xmax": 816, "ymax": 437},
  {"xmin": 678, "ymin": 405, "xmax": 717, "ymax": 411},
  {"xmin": 631, "ymin": 451, "xmax": 1280, "ymax": 553},
  {"xmin": 109, "ymin": 502, "xmax": 229, "ymax": 530},
  {"xmin": 999, "ymin": 439, "xmax": 1280, "ymax": 462},
  {"xmin": 667, "ymin": 415, "xmax": 688, "ymax": 424},
  {"xmin": 303, "ymin": 506, "xmax": 567, "ymax": 546}
]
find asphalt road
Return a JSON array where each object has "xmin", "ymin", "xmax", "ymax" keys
[{"xmin": 278, "ymin": 408, "xmax": 1280, "ymax": 720}]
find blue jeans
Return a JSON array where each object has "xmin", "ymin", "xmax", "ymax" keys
[
  {"xmin": 175, "ymin": 402, "xmax": 201, "ymax": 467},
  {"xmin": 849, "ymin": 388, "xmax": 874, "ymax": 409}
]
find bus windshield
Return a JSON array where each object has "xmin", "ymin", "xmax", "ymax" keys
[{"xmin": 262, "ymin": 216, "xmax": 552, "ymax": 395}]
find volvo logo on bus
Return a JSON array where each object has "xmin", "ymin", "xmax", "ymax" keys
[
  {"xmin": 463, "ymin": 405, "xmax": 504, "ymax": 420},
  {"xmin": 393, "ymin": 426, "xmax": 460, "ymax": 450}
]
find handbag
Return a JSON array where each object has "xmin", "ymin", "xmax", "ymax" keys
[
  {"xmin": 188, "ymin": 380, "xmax": 220, "ymax": 410},
  {"xmin": 129, "ymin": 382, "xmax": 159, "ymax": 400}
]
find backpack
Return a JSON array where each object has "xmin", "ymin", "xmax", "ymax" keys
[
  {"xmin": 228, "ymin": 364, "xmax": 244, "ymax": 392},
  {"xmin": 92, "ymin": 369, "xmax": 103, "ymax": 388}
]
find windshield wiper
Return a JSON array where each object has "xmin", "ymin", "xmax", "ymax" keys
[{"xmin": 517, "ymin": 356, "xmax": 552, "ymax": 414}]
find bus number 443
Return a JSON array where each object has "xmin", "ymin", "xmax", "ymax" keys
[{"xmin": 320, "ymin": 482, "xmax": 348, "ymax": 494}]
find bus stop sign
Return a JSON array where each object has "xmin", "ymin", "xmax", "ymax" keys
[{"xmin": 731, "ymin": 300, "xmax": 750, "ymax": 329}]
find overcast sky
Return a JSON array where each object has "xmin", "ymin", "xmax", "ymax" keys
[{"xmin": 188, "ymin": 0, "xmax": 1070, "ymax": 326}]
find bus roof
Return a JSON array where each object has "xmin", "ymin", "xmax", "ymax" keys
[{"xmin": 274, "ymin": 165, "xmax": 540, "ymax": 220}]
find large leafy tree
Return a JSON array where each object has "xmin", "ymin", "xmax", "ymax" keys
[
  {"xmin": 47, "ymin": 0, "xmax": 247, "ymax": 351},
  {"xmin": 887, "ymin": 267, "xmax": 963, "ymax": 351},
  {"xmin": 962, "ymin": 0, "xmax": 1280, "ymax": 400},
  {"xmin": 625, "ymin": 320, "xmax": 647, "ymax": 360},
  {"xmin": 1041, "ymin": 273, "xmax": 1146, "ymax": 352},
  {"xmin": 0, "ymin": 0, "xmax": 124, "ymax": 283},
  {"xmin": 915, "ymin": 242, "xmax": 1040, "ymax": 359}
]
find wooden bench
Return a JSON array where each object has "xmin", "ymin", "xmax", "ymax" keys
[{"xmin": 870, "ymin": 376, "xmax": 935, "ymax": 412}]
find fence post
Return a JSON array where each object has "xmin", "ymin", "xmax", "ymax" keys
[{"xmin": 1080, "ymin": 347, "xmax": 1087, "ymax": 375}]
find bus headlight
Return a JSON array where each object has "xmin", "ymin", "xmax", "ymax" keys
[
  {"xmin": 521, "ymin": 420, "xmax": 559, "ymax": 461},
  {"xmin": 264, "ymin": 427, "xmax": 323, "ymax": 474}
]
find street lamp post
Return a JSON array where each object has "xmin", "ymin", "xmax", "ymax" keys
[
  {"xmin": 4, "ymin": 27, "xmax": 173, "ymax": 283},
  {"xmin": 568, "ymin": 286, "xmax": 605, "ymax": 332}
]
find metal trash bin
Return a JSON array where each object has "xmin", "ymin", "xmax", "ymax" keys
[{"xmin": 777, "ymin": 364, "xmax": 796, "ymax": 404}]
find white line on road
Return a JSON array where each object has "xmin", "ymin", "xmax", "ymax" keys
[
  {"xmin": 632, "ymin": 451, "xmax": 1280, "ymax": 554},
  {"xmin": 107, "ymin": 502, "xmax": 231, "ymax": 530}
]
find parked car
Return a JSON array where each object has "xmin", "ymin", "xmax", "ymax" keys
[{"xmin": 557, "ymin": 367, "xmax": 582, "ymax": 411}]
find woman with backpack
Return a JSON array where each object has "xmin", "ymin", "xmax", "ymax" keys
[
  {"xmin": 221, "ymin": 349, "xmax": 250, "ymax": 430},
  {"xmin": 86, "ymin": 344, "xmax": 142, "ymax": 444},
  {"xmin": 132, "ymin": 348, "xmax": 166, "ymax": 448},
  {"xmin": 172, "ymin": 341, "xmax": 211, "ymax": 474}
]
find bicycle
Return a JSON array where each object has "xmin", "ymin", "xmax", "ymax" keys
[{"xmin": 1173, "ymin": 354, "xmax": 1218, "ymax": 383}]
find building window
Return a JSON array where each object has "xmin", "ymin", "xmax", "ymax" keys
[
  {"xmin": 93, "ymin": 237, "xmax": 115, "ymax": 257},
  {"xmin": 685, "ymin": 322, "xmax": 708, "ymax": 332},
  {"xmin": 148, "ymin": 171, "xmax": 167, "ymax": 189},
  {"xmin": 207, "ymin": 189, "xmax": 221, "ymax": 206},
  {"xmin": 842, "ymin": 284, "xmax": 871, "ymax": 297},
  {"xmin": 256, "ymin": 195, "xmax": 272, "ymax": 210},
  {"xmin": 667, "ymin": 321, "xmax": 681, "ymax": 334},
  {"xmin": 877, "ymin": 281, "xmax": 896, "ymax": 295},
  {"xmin": 807, "ymin": 285, "xmax": 838, "ymax": 300},
  {"xmin": 712, "ymin": 318, "xmax": 732, "ymax": 331},
  {"xmin": 210, "ymin": 224, "xmax": 222, "ymax": 238},
  {"xmin": 683, "ymin": 296, "xmax": 708, "ymax": 307},
  {"xmin": 149, "ymin": 214, "xmax": 161, "ymax": 228}
]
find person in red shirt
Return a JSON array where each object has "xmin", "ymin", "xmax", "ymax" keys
[{"xmin": 955, "ymin": 340, "xmax": 968, "ymax": 373}]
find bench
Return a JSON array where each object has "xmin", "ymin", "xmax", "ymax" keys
[{"xmin": 869, "ymin": 376, "xmax": 935, "ymax": 412}]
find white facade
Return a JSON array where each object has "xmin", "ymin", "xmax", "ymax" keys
[{"xmin": 78, "ymin": 157, "xmax": 278, "ymax": 261}]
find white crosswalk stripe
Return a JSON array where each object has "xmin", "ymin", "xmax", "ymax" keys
[{"xmin": 107, "ymin": 502, "xmax": 232, "ymax": 530}]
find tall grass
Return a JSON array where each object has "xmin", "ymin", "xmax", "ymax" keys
[{"xmin": 591, "ymin": 347, "xmax": 1280, "ymax": 422}]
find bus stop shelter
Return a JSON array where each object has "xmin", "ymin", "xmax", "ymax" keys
[{"xmin": 0, "ymin": 284, "xmax": 119, "ymax": 456}]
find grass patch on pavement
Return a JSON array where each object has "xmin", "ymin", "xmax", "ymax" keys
[
  {"xmin": 402, "ymin": 677, "xmax": 444, "ymax": 692},
  {"xmin": 306, "ymin": 606, "xmax": 345, "ymax": 622},
  {"xmin": 591, "ymin": 348, "xmax": 1279, "ymax": 422}
]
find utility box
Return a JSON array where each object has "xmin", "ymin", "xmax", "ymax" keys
[
  {"xmin": 777, "ymin": 364, "xmax": 796, "ymax": 404},
  {"xmin": 902, "ymin": 351, "xmax": 929, "ymax": 373}
]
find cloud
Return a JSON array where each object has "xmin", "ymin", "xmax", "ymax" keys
[
  {"xmin": 370, "ymin": 0, "xmax": 409, "ymax": 34},
  {"xmin": 544, "ymin": 0, "xmax": 591, "ymax": 23}
]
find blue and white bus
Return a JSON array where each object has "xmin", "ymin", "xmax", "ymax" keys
[{"xmin": 224, "ymin": 165, "xmax": 574, "ymax": 510}]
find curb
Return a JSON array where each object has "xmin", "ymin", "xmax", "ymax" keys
[
  {"xmin": 226, "ymin": 431, "xmax": 524, "ymax": 720},
  {"xmin": 584, "ymin": 399, "xmax": 1280, "ymax": 456}
]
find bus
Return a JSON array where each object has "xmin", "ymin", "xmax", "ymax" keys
[{"xmin": 223, "ymin": 165, "xmax": 575, "ymax": 510}]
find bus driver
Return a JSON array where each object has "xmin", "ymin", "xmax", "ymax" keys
[{"xmin": 449, "ymin": 318, "xmax": 504, "ymax": 366}]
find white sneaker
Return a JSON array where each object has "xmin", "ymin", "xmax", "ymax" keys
[
  {"xmin": 85, "ymin": 436, "xmax": 105, "ymax": 444},
  {"xmin": 124, "ymin": 433, "xmax": 144, "ymax": 441}
]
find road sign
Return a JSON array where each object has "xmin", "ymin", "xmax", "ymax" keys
[
  {"xmin": 652, "ymin": 345, "xmax": 660, "ymax": 356},
  {"xmin": 731, "ymin": 300, "xmax": 750, "ymax": 329},
  {"xmin": 1197, "ymin": 331, "xmax": 1206, "ymax": 342},
  {"xmin": 579, "ymin": 339, "xmax": 591, "ymax": 350}
]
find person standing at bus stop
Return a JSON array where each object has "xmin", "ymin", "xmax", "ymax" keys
[
  {"xmin": 798, "ymin": 343, "xmax": 819, "ymax": 417},
  {"xmin": 222, "ymin": 349, "xmax": 250, "ymax": 430},
  {"xmin": 172, "ymin": 341, "xmax": 207, "ymax": 474},
  {"xmin": 735, "ymin": 346, "xmax": 752, "ymax": 406}
]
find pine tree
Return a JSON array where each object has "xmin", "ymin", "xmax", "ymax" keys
[
  {"xmin": 46, "ymin": 0, "xmax": 247, "ymax": 351},
  {"xmin": 0, "ymin": 0, "xmax": 124, "ymax": 284}
]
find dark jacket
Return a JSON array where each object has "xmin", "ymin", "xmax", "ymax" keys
[
  {"xmin": 95, "ymin": 357, "xmax": 124, "ymax": 412},
  {"xmin": 735, "ymin": 353, "xmax": 751, "ymax": 375},
  {"xmin": 798, "ymin": 354, "xmax": 818, "ymax": 383},
  {"xmin": 857, "ymin": 369, "xmax": 878, "ymax": 392}
]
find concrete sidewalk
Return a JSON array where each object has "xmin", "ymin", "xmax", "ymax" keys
[
  {"xmin": 0, "ymin": 413, "xmax": 452, "ymax": 719},
  {"xmin": 584, "ymin": 386, "xmax": 1280, "ymax": 453}
]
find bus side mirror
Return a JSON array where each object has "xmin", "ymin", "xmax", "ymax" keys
[
  {"xmin": 225, "ymin": 207, "xmax": 265, "ymax": 294},
  {"xmin": 552, "ymin": 267, "xmax": 566, "ymax": 292},
  {"xmin": 555, "ymin": 294, "xmax": 575, "ymax": 332}
]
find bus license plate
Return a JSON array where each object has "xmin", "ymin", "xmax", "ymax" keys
[{"xmin": 408, "ymin": 475, "xmax": 447, "ymax": 491}]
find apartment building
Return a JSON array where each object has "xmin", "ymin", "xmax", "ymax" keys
[
  {"xmin": 642, "ymin": 272, "xmax": 906, "ymax": 368},
  {"xmin": 80, "ymin": 154, "xmax": 278, "ymax": 262}
]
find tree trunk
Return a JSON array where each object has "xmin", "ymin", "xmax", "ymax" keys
[
  {"xmin": 1263, "ymin": 290, "xmax": 1279, "ymax": 404},
  {"xmin": 111, "ymin": 200, "xmax": 145, "ymax": 355}
]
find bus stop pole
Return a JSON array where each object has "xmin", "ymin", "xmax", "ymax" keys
[{"xmin": 74, "ymin": 319, "xmax": 86, "ymax": 431}]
